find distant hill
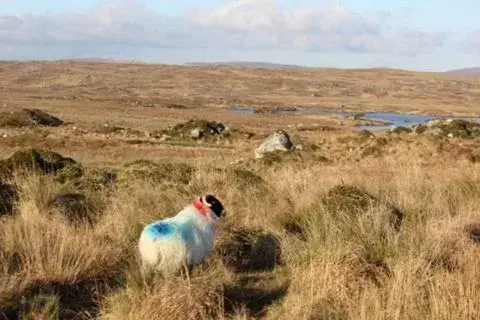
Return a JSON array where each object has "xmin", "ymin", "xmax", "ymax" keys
[
  {"xmin": 184, "ymin": 62, "xmax": 424, "ymax": 73},
  {"xmin": 57, "ymin": 58, "xmax": 143, "ymax": 64},
  {"xmin": 445, "ymin": 67, "xmax": 480, "ymax": 76},
  {"xmin": 184, "ymin": 61, "xmax": 308, "ymax": 69}
]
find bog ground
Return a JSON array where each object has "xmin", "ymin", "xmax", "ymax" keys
[{"xmin": 1, "ymin": 61, "xmax": 480, "ymax": 319}]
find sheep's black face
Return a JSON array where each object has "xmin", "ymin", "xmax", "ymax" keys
[{"xmin": 201, "ymin": 194, "xmax": 225, "ymax": 218}]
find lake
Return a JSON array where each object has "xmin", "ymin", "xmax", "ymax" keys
[{"xmin": 228, "ymin": 106, "xmax": 435, "ymax": 131}]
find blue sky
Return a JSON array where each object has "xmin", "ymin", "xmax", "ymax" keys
[{"xmin": 0, "ymin": 0, "xmax": 479, "ymax": 71}]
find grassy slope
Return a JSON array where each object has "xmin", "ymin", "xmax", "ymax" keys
[{"xmin": 1, "ymin": 62, "xmax": 480, "ymax": 319}]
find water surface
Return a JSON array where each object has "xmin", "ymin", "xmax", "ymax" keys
[{"xmin": 228, "ymin": 106, "xmax": 435, "ymax": 131}]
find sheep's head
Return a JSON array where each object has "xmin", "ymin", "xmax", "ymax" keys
[{"xmin": 199, "ymin": 194, "xmax": 226, "ymax": 219}]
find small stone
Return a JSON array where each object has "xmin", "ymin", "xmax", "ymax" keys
[
  {"xmin": 190, "ymin": 128, "xmax": 203, "ymax": 139},
  {"xmin": 159, "ymin": 134, "xmax": 171, "ymax": 141},
  {"xmin": 426, "ymin": 119, "xmax": 442, "ymax": 127},
  {"xmin": 430, "ymin": 128, "xmax": 443, "ymax": 136}
]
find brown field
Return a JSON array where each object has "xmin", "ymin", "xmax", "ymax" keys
[{"xmin": 1, "ymin": 61, "xmax": 480, "ymax": 319}]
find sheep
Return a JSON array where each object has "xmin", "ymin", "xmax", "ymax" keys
[{"xmin": 138, "ymin": 194, "xmax": 226, "ymax": 277}]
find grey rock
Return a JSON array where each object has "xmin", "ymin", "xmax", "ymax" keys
[
  {"xmin": 254, "ymin": 130, "xmax": 294, "ymax": 159},
  {"xmin": 159, "ymin": 134, "xmax": 171, "ymax": 141},
  {"xmin": 190, "ymin": 128, "xmax": 203, "ymax": 139},
  {"xmin": 429, "ymin": 128, "xmax": 443, "ymax": 136},
  {"xmin": 426, "ymin": 119, "xmax": 442, "ymax": 127}
]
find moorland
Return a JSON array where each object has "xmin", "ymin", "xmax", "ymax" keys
[{"xmin": 1, "ymin": 61, "xmax": 480, "ymax": 319}]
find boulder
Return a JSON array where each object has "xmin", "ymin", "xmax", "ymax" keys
[{"xmin": 254, "ymin": 130, "xmax": 294, "ymax": 159}]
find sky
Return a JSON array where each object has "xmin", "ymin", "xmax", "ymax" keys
[{"xmin": 0, "ymin": 0, "xmax": 479, "ymax": 71}]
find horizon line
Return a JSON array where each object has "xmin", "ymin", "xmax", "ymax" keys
[{"xmin": 1, "ymin": 57, "xmax": 478, "ymax": 75}]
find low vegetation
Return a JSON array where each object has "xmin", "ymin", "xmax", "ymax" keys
[
  {"xmin": 159, "ymin": 119, "xmax": 229, "ymax": 141},
  {"xmin": 413, "ymin": 119, "xmax": 480, "ymax": 139}
]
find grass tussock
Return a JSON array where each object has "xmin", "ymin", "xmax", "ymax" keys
[
  {"xmin": 0, "ymin": 148, "xmax": 77, "ymax": 179},
  {"xmin": 99, "ymin": 276, "xmax": 225, "ymax": 320},
  {"xmin": 0, "ymin": 108, "xmax": 63, "ymax": 128},
  {"xmin": 121, "ymin": 159, "xmax": 195, "ymax": 185}
]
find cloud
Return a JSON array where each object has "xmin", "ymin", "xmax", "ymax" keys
[
  {"xmin": 0, "ymin": 0, "xmax": 451, "ymax": 60},
  {"xmin": 458, "ymin": 30, "xmax": 480, "ymax": 54},
  {"xmin": 190, "ymin": 1, "xmax": 376, "ymax": 34},
  {"xmin": 0, "ymin": 1, "xmax": 182, "ymax": 48},
  {"xmin": 187, "ymin": 0, "xmax": 448, "ymax": 55}
]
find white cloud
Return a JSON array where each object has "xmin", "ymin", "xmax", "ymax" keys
[
  {"xmin": 459, "ymin": 30, "xmax": 480, "ymax": 54},
  {"xmin": 0, "ymin": 1, "xmax": 177, "ymax": 47},
  {"xmin": 189, "ymin": 1, "xmax": 379, "ymax": 35},
  {"xmin": 0, "ymin": 0, "xmax": 457, "ymax": 60},
  {"xmin": 188, "ymin": 0, "xmax": 444, "ymax": 54}
]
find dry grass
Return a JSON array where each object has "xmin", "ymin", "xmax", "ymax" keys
[
  {"xmin": 2, "ymin": 61, "xmax": 480, "ymax": 319},
  {"xmin": 2, "ymin": 140, "xmax": 480, "ymax": 319}
]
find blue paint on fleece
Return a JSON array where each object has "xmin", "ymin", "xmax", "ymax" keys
[
  {"xmin": 143, "ymin": 217, "xmax": 201, "ymax": 243},
  {"xmin": 180, "ymin": 224, "xmax": 195, "ymax": 244},
  {"xmin": 144, "ymin": 221, "xmax": 176, "ymax": 239}
]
